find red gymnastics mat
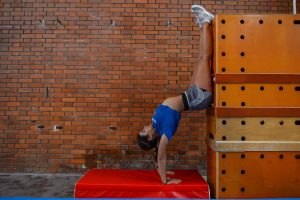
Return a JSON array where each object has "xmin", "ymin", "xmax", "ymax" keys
[{"xmin": 74, "ymin": 169, "xmax": 210, "ymax": 198}]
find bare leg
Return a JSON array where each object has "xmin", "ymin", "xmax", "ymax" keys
[
  {"xmin": 191, "ymin": 23, "xmax": 213, "ymax": 92},
  {"xmin": 191, "ymin": 30, "xmax": 202, "ymax": 85}
]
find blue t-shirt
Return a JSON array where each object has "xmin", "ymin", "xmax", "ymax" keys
[{"xmin": 152, "ymin": 104, "xmax": 181, "ymax": 141}]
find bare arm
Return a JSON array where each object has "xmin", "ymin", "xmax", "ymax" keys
[
  {"xmin": 157, "ymin": 134, "xmax": 182, "ymax": 184},
  {"xmin": 157, "ymin": 134, "xmax": 168, "ymax": 184}
]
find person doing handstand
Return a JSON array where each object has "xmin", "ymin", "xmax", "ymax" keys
[{"xmin": 137, "ymin": 5, "xmax": 214, "ymax": 184}]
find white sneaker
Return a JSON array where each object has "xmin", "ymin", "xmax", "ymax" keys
[{"xmin": 191, "ymin": 5, "xmax": 214, "ymax": 27}]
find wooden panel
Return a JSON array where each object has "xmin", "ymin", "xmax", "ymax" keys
[
  {"xmin": 208, "ymin": 117, "xmax": 300, "ymax": 141},
  {"xmin": 216, "ymin": 84, "xmax": 300, "ymax": 107},
  {"xmin": 207, "ymin": 147, "xmax": 217, "ymax": 199},
  {"xmin": 207, "ymin": 107, "xmax": 300, "ymax": 117},
  {"xmin": 213, "ymin": 15, "xmax": 300, "ymax": 74},
  {"xmin": 207, "ymin": 138, "xmax": 300, "ymax": 152},
  {"xmin": 211, "ymin": 150, "xmax": 300, "ymax": 198},
  {"xmin": 215, "ymin": 74, "xmax": 300, "ymax": 84}
]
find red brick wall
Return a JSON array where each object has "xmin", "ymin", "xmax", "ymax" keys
[{"xmin": 0, "ymin": 0, "xmax": 297, "ymax": 173}]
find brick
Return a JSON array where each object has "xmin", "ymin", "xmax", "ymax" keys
[{"xmin": 0, "ymin": 0, "xmax": 291, "ymax": 173}]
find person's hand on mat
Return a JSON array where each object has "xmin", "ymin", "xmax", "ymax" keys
[
  {"xmin": 166, "ymin": 171, "xmax": 175, "ymax": 175},
  {"xmin": 167, "ymin": 178, "xmax": 182, "ymax": 184}
]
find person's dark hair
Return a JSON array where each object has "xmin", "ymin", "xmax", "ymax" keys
[{"xmin": 137, "ymin": 134, "xmax": 158, "ymax": 151}]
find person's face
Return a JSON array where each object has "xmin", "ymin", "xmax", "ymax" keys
[{"xmin": 139, "ymin": 124, "xmax": 154, "ymax": 140}]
